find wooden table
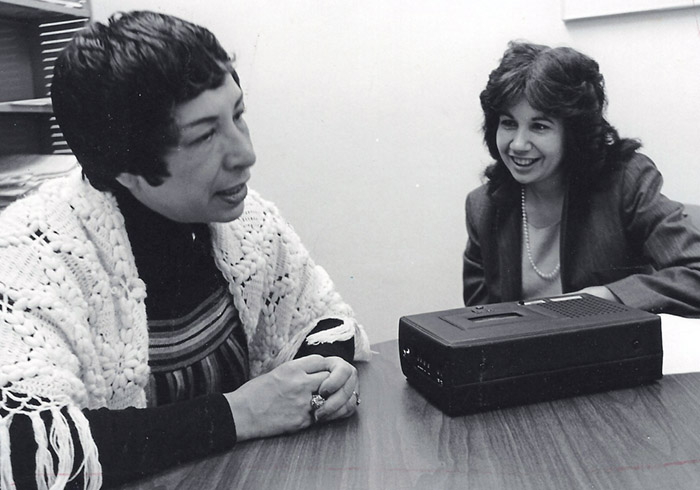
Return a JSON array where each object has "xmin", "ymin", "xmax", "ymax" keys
[{"xmin": 118, "ymin": 340, "xmax": 700, "ymax": 489}]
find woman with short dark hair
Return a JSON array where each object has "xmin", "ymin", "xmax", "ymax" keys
[{"xmin": 0, "ymin": 11, "xmax": 369, "ymax": 489}]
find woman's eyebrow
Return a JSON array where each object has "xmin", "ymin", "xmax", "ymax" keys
[
  {"xmin": 180, "ymin": 115, "xmax": 218, "ymax": 131},
  {"xmin": 180, "ymin": 92, "xmax": 245, "ymax": 131}
]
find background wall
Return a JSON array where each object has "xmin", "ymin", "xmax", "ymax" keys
[{"xmin": 92, "ymin": 1, "xmax": 700, "ymax": 343}]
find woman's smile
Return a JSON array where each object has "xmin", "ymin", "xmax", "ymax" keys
[{"xmin": 509, "ymin": 155, "xmax": 540, "ymax": 168}]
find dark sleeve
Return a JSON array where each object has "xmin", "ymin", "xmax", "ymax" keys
[
  {"xmin": 605, "ymin": 155, "xmax": 700, "ymax": 315},
  {"xmin": 294, "ymin": 318, "xmax": 355, "ymax": 363},
  {"xmin": 463, "ymin": 191, "xmax": 489, "ymax": 306},
  {"xmin": 9, "ymin": 394, "xmax": 236, "ymax": 489}
]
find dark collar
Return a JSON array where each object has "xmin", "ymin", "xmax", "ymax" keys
[
  {"xmin": 112, "ymin": 185, "xmax": 207, "ymax": 248},
  {"xmin": 111, "ymin": 185, "xmax": 220, "ymax": 317},
  {"xmin": 111, "ymin": 185, "xmax": 211, "ymax": 281}
]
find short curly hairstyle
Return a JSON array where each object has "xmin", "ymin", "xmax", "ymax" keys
[
  {"xmin": 479, "ymin": 41, "xmax": 640, "ymax": 193},
  {"xmin": 51, "ymin": 10, "xmax": 239, "ymax": 192}
]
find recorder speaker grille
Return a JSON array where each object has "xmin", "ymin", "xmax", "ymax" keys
[{"xmin": 539, "ymin": 296, "xmax": 628, "ymax": 318}]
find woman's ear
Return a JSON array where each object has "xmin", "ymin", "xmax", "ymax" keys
[{"xmin": 115, "ymin": 172, "xmax": 141, "ymax": 191}]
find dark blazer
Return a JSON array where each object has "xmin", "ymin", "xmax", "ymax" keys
[{"xmin": 463, "ymin": 153, "xmax": 700, "ymax": 316}]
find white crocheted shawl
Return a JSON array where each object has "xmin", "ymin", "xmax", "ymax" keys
[{"xmin": 0, "ymin": 169, "xmax": 370, "ymax": 489}]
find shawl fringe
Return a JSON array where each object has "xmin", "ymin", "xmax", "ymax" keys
[{"xmin": 0, "ymin": 401, "xmax": 102, "ymax": 490}]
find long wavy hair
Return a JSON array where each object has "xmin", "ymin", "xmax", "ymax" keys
[{"xmin": 480, "ymin": 41, "xmax": 640, "ymax": 194}]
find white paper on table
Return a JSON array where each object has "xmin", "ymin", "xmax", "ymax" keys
[{"xmin": 660, "ymin": 314, "xmax": 700, "ymax": 375}]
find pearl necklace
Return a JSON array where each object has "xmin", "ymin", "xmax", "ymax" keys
[{"xmin": 521, "ymin": 186, "xmax": 561, "ymax": 280}]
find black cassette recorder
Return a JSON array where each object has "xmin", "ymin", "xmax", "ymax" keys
[{"xmin": 399, "ymin": 294, "xmax": 662, "ymax": 416}]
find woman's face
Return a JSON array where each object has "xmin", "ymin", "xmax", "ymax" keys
[
  {"xmin": 117, "ymin": 73, "xmax": 256, "ymax": 223},
  {"xmin": 496, "ymin": 97, "xmax": 566, "ymax": 191}
]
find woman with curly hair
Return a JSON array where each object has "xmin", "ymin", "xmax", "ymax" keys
[{"xmin": 463, "ymin": 41, "xmax": 700, "ymax": 315}]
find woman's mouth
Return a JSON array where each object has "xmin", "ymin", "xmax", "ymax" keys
[
  {"xmin": 510, "ymin": 156, "xmax": 539, "ymax": 168},
  {"xmin": 215, "ymin": 182, "xmax": 247, "ymax": 204}
]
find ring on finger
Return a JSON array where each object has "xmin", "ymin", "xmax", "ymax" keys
[
  {"xmin": 352, "ymin": 390, "xmax": 361, "ymax": 406},
  {"xmin": 310, "ymin": 393, "xmax": 326, "ymax": 412}
]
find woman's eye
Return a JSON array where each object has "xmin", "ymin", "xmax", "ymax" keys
[
  {"xmin": 531, "ymin": 122, "xmax": 551, "ymax": 132},
  {"xmin": 193, "ymin": 129, "xmax": 216, "ymax": 145},
  {"xmin": 499, "ymin": 118, "xmax": 516, "ymax": 130},
  {"xmin": 233, "ymin": 109, "xmax": 246, "ymax": 122}
]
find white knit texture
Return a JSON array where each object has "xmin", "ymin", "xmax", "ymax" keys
[{"xmin": 0, "ymin": 169, "xmax": 370, "ymax": 488}]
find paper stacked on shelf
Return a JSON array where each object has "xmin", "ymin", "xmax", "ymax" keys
[{"xmin": 0, "ymin": 154, "xmax": 78, "ymax": 211}]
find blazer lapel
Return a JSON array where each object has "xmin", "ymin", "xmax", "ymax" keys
[
  {"xmin": 497, "ymin": 205, "xmax": 522, "ymax": 301},
  {"xmin": 490, "ymin": 184, "xmax": 521, "ymax": 302}
]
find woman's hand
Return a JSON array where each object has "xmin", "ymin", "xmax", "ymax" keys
[
  {"xmin": 224, "ymin": 355, "xmax": 358, "ymax": 441},
  {"xmin": 573, "ymin": 286, "xmax": 620, "ymax": 303},
  {"xmin": 313, "ymin": 356, "xmax": 359, "ymax": 423}
]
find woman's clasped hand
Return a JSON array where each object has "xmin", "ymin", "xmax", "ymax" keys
[{"xmin": 226, "ymin": 355, "xmax": 360, "ymax": 440}]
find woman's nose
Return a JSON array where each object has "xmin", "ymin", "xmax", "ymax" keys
[
  {"xmin": 222, "ymin": 122, "xmax": 256, "ymax": 170},
  {"xmin": 510, "ymin": 129, "xmax": 532, "ymax": 152}
]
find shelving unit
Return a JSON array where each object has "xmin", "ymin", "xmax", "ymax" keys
[
  {"xmin": 0, "ymin": 0, "xmax": 90, "ymax": 155},
  {"xmin": 0, "ymin": 97, "xmax": 52, "ymax": 113},
  {"xmin": 0, "ymin": 0, "xmax": 89, "ymax": 19},
  {"xmin": 0, "ymin": 0, "xmax": 89, "ymax": 209}
]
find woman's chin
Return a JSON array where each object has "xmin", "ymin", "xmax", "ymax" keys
[{"xmin": 213, "ymin": 200, "xmax": 246, "ymax": 223}]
